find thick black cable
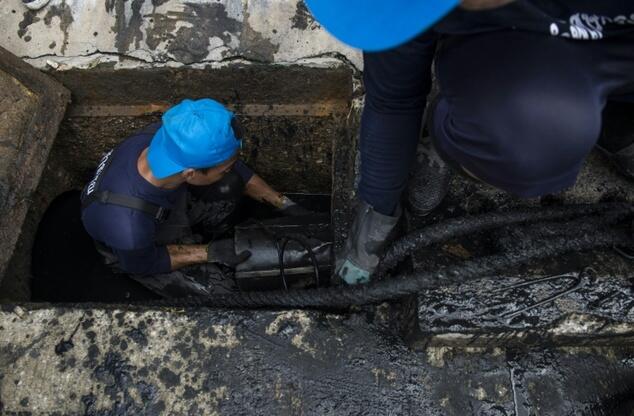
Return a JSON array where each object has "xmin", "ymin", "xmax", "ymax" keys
[
  {"xmin": 376, "ymin": 202, "xmax": 632, "ymax": 276},
  {"xmin": 495, "ymin": 209, "xmax": 632, "ymax": 251}
]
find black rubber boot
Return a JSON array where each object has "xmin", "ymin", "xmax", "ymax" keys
[
  {"xmin": 597, "ymin": 101, "xmax": 634, "ymax": 180},
  {"xmin": 335, "ymin": 200, "xmax": 401, "ymax": 285},
  {"xmin": 407, "ymin": 138, "xmax": 454, "ymax": 217},
  {"xmin": 407, "ymin": 93, "xmax": 454, "ymax": 217},
  {"xmin": 603, "ymin": 143, "xmax": 634, "ymax": 179}
]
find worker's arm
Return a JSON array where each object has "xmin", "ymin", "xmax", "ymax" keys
[
  {"xmin": 244, "ymin": 174, "xmax": 286, "ymax": 208},
  {"xmin": 232, "ymin": 160, "xmax": 287, "ymax": 209},
  {"xmin": 168, "ymin": 240, "xmax": 251, "ymax": 271},
  {"xmin": 114, "ymin": 242, "xmax": 248, "ymax": 274},
  {"xmin": 244, "ymin": 174, "xmax": 312, "ymax": 216},
  {"xmin": 232, "ymin": 159, "xmax": 311, "ymax": 215},
  {"xmin": 166, "ymin": 244, "xmax": 207, "ymax": 270}
]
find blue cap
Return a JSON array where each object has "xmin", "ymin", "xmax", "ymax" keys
[
  {"xmin": 148, "ymin": 99, "xmax": 241, "ymax": 179},
  {"xmin": 305, "ymin": 0, "xmax": 459, "ymax": 52}
]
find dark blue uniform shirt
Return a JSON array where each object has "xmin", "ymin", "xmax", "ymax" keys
[
  {"xmin": 436, "ymin": 1, "xmax": 634, "ymax": 39},
  {"xmin": 81, "ymin": 123, "xmax": 253, "ymax": 275}
]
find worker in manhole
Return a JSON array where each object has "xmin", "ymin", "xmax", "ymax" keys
[
  {"xmin": 80, "ymin": 98, "xmax": 311, "ymax": 297},
  {"xmin": 305, "ymin": 0, "xmax": 634, "ymax": 284}
]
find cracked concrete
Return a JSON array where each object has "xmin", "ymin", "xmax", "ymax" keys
[{"xmin": 0, "ymin": 0, "xmax": 362, "ymax": 70}]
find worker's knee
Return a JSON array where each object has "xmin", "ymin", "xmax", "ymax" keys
[{"xmin": 436, "ymin": 93, "xmax": 602, "ymax": 197}]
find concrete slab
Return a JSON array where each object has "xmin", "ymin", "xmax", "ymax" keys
[
  {"xmin": 0, "ymin": 0, "xmax": 361, "ymax": 70},
  {"xmin": 1, "ymin": 306, "xmax": 633, "ymax": 415},
  {"xmin": 0, "ymin": 46, "xmax": 69, "ymax": 285}
]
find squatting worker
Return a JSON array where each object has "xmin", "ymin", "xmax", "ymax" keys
[
  {"xmin": 305, "ymin": 0, "xmax": 634, "ymax": 284},
  {"xmin": 81, "ymin": 98, "xmax": 310, "ymax": 297}
]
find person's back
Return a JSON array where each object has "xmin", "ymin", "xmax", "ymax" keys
[{"xmin": 82, "ymin": 123, "xmax": 178, "ymax": 275}]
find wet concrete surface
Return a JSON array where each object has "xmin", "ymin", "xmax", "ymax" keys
[
  {"xmin": 415, "ymin": 255, "xmax": 633, "ymax": 330},
  {"xmin": 400, "ymin": 145, "xmax": 634, "ymax": 347},
  {"xmin": 1, "ymin": 307, "xmax": 633, "ymax": 415}
]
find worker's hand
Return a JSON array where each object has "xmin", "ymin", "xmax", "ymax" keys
[
  {"xmin": 278, "ymin": 196, "xmax": 314, "ymax": 217},
  {"xmin": 207, "ymin": 239, "xmax": 251, "ymax": 267}
]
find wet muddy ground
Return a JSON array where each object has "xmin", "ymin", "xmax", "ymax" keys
[{"xmin": 1, "ymin": 307, "xmax": 633, "ymax": 415}]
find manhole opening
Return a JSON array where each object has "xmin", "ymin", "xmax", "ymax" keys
[{"xmin": 1, "ymin": 65, "xmax": 355, "ymax": 303}]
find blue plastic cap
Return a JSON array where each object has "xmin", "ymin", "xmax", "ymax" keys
[
  {"xmin": 148, "ymin": 99, "xmax": 241, "ymax": 179},
  {"xmin": 305, "ymin": 0, "xmax": 460, "ymax": 52}
]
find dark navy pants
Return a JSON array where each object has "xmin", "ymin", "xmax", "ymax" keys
[{"xmin": 359, "ymin": 31, "xmax": 634, "ymax": 216}]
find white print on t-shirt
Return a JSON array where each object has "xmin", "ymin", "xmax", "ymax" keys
[
  {"xmin": 86, "ymin": 149, "xmax": 114, "ymax": 195},
  {"xmin": 550, "ymin": 13, "xmax": 634, "ymax": 40}
]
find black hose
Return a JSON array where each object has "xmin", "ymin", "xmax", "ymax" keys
[
  {"xmin": 147, "ymin": 227, "xmax": 631, "ymax": 309},
  {"xmin": 376, "ymin": 202, "xmax": 633, "ymax": 276},
  {"xmin": 495, "ymin": 209, "xmax": 632, "ymax": 251}
]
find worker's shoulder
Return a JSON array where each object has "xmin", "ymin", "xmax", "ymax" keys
[{"xmin": 115, "ymin": 122, "xmax": 161, "ymax": 153}]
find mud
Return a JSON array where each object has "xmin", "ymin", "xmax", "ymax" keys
[
  {"xmin": 398, "ymin": 210, "xmax": 633, "ymax": 346},
  {"xmin": 240, "ymin": 9, "xmax": 281, "ymax": 62},
  {"xmin": 416, "ymin": 260, "xmax": 633, "ymax": 330},
  {"xmin": 17, "ymin": 11, "xmax": 39, "ymax": 39},
  {"xmin": 1, "ymin": 307, "xmax": 633, "ymax": 415},
  {"xmin": 112, "ymin": 0, "xmax": 144, "ymax": 54},
  {"xmin": 331, "ymin": 96, "xmax": 362, "ymax": 251}
]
